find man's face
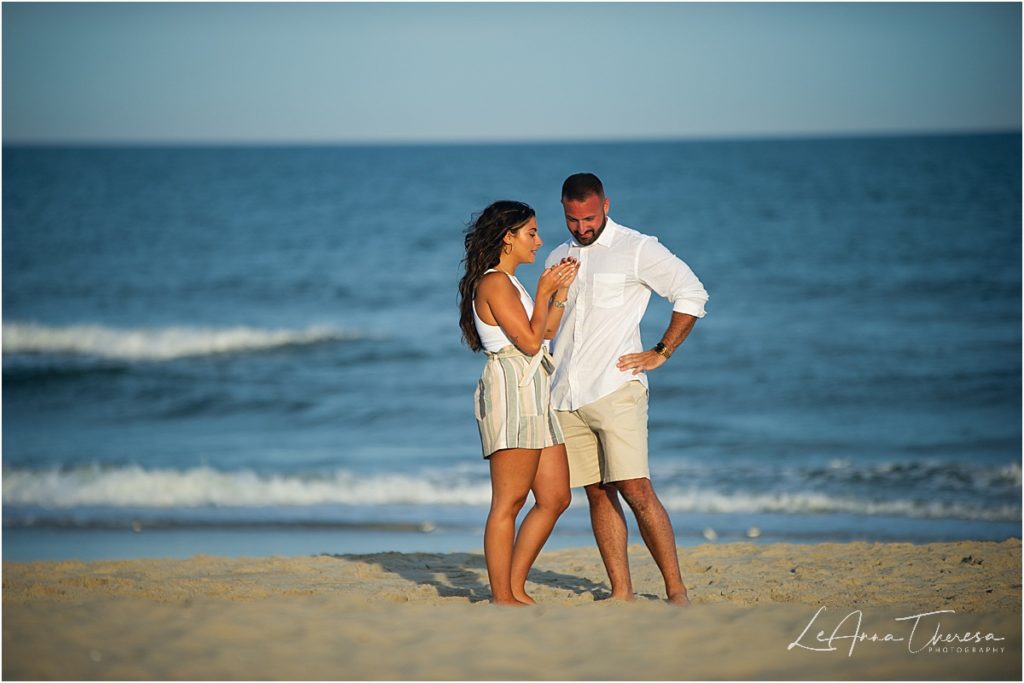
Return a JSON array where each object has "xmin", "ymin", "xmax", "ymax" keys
[{"xmin": 562, "ymin": 193, "xmax": 609, "ymax": 246}]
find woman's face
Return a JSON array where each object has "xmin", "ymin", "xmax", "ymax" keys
[{"xmin": 506, "ymin": 217, "xmax": 543, "ymax": 264}]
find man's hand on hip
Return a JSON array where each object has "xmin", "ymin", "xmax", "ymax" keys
[
  {"xmin": 618, "ymin": 312, "xmax": 699, "ymax": 375},
  {"xmin": 616, "ymin": 351, "xmax": 667, "ymax": 375}
]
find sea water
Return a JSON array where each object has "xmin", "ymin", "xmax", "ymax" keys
[{"xmin": 3, "ymin": 135, "xmax": 1020, "ymax": 560}]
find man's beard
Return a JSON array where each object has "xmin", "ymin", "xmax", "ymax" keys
[{"xmin": 576, "ymin": 214, "xmax": 608, "ymax": 246}]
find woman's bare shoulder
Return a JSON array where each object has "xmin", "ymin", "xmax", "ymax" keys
[{"xmin": 475, "ymin": 271, "xmax": 515, "ymax": 299}]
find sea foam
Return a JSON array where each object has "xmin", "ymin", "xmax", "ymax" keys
[
  {"xmin": 2, "ymin": 322, "xmax": 360, "ymax": 361},
  {"xmin": 1, "ymin": 466, "xmax": 491, "ymax": 508},
  {"xmin": 3, "ymin": 465, "xmax": 1018, "ymax": 522}
]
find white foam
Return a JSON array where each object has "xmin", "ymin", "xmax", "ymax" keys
[
  {"xmin": 1, "ymin": 466, "xmax": 491, "ymax": 508},
  {"xmin": 657, "ymin": 487, "xmax": 1020, "ymax": 522},
  {"xmin": 2, "ymin": 322, "xmax": 360, "ymax": 361},
  {"xmin": 2, "ymin": 465, "xmax": 1018, "ymax": 521},
  {"xmin": 997, "ymin": 462, "xmax": 1023, "ymax": 487}
]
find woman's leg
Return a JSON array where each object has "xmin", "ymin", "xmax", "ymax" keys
[
  {"xmin": 485, "ymin": 448, "xmax": 541, "ymax": 606},
  {"xmin": 510, "ymin": 444, "xmax": 571, "ymax": 604}
]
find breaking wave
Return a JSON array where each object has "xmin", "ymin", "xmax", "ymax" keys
[
  {"xmin": 3, "ymin": 464, "xmax": 1018, "ymax": 522},
  {"xmin": 3, "ymin": 322, "xmax": 361, "ymax": 361}
]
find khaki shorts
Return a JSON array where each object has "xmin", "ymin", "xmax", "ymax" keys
[{"xmin": 556, "ymin": 380, "xmax": 649, "ymax": 488}]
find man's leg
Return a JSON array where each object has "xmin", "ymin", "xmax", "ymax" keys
[
  {"xmin": 586, "ymin": 381, "xmax": 689, "ymax": 605},
  {"xmin": 616, "ymin": 477, "xmax": 690, "ymax": 605},
  {"xmin": 584, "ymin": 482, "xmax": 634, "ymax": 601},
  {"xmin": 557, "ymin": 407, "xmax": 635, "ymax": 601}
]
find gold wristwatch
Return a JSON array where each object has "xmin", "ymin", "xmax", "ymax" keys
[{"xmin": 653, "ymin": 342, "xmax": 672, "ymax": 359}]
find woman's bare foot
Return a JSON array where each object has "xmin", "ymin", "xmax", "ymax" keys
[
  {"xmin": 511, "ymin": 591, "xmax": 536, "ymax": 605},
  {"xmin": 667, "ymin": 590, "xmax": 691, "ymax": 607},
  {"xmin": 491, "ymin": 597, "xmax": 531, "ymax": 607}
]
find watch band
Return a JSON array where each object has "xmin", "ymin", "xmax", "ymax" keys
[{"xmin": 653, "ymin": 342, "xmax": 672, "ymax": 359}]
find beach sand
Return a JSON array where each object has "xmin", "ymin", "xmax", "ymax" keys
[{"xmin": 3, "ymin": 539, "xmax": 1020, "ymax": 680}]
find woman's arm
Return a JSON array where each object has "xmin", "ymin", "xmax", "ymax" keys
[
  {"xmin": 543, "ymin": 285, "xmax": 571, "ymax": 339},
  {"xmin": 477, "ymin": 263, "xmax": 575, "ymax": 355},
  {"xmin": 542, "ymin": 257, "xmax": 578, "ymax": 339}
]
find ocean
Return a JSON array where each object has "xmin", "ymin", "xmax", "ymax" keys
[{"xmin": 3, "ymin": 134, "xmax": 1021, "ymax": 561}]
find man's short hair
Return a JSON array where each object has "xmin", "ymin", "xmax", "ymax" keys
[{"xmin": 561, "ymin": 173, "xmax": 604, "ymax": 202}]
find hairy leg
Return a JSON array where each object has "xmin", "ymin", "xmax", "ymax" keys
[
  {"xmin": 615, "ymin": 477, "xmax": 689, "ymax": 605},
  {"xmin": 510, "ymin": 444, "xmax": 571, "ymax": 604},
  {"xmin": 485, "ymin": 448, "xmax": 541, "ymax": 606},
  {"xmin": 584, "ymin": 482, "xmax": 634, "ymax": 601}
]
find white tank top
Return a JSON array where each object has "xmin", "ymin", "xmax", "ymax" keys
[{"xmin": 473, "ymin": 269, "xmax": 534, "ymax": 353}]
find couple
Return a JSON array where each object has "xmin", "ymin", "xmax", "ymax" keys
[{"xmin": 457, "ymin": 173, "xmax": 709, "ymax": 606}]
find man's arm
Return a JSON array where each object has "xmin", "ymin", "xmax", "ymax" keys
[
  {"xmin": 617, "ymin": 237, "xmax": 707, "ymax": 374},
  {"xmin": 616, "ymin": 311, "xmax": 697, "ymax": 375}
]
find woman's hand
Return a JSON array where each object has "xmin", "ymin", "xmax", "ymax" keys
[
  {"xmin": 554, "ymin": 257, "xmax": 579, "ymax": 296},
  {"xmin": 537, "ymin": 259, "xmax": 579, "ymax": 299}
]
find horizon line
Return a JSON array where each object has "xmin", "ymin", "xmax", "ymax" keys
[{"xmin": 3, "ymin": 128, "xmax": 1020, "ymax": 149}]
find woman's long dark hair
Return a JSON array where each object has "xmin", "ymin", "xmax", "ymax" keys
[{"xmin": 458, "ymin": 200, "xmax": 536, "ymax": 351}]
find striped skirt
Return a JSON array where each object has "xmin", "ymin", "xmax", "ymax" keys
[{"xmin": 474, "ymin": 345, "xmax": 565, "ymax": 459}]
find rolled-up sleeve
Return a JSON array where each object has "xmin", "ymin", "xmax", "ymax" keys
[{"xmin": 636, "ymin": 237, "xmax": 709, "ymax": 318}]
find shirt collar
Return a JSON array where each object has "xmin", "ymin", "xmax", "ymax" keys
[{"xmin": 595, "ymin": 216, "xmax": 618, "ymax": 247}]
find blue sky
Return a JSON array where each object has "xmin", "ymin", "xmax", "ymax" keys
[{"xmin": 3, "ymin": 2, "xmax": 1021, "ymax": 144}]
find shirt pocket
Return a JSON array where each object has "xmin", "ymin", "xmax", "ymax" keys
[{"xmin": 592, "ymin": 273, "xmax": 626, "ymax": 309}]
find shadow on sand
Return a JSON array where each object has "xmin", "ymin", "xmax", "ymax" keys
[{"xmin": 322, "ymin": 551, "xmax": 612, "ymax": 603}]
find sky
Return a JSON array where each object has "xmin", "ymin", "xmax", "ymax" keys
[{"xmin": 2, "ymin": 2, "xmax": 1021, "ymax": 144}]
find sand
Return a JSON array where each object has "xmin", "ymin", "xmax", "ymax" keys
[{"xmin": 3, "ymin": 539, "xmax": 1020, "ymax": 680}]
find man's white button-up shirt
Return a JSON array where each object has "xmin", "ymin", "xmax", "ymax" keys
[{"xmin": 544, "ymin": 217, "xmax": 708, "ymax": 412}]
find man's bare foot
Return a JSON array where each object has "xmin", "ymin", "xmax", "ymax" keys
[
  {"xmin": 667, "ymin": 590, "xmax": 691, "ymax": 607},
  {"xmin": 607, "ymin": 591, "xmax": 636, "ymax": 602}
]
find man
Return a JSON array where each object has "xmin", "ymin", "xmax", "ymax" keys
[{"xmin": 544, "ymin": 173, "xmax": 708, "ymax": 605}]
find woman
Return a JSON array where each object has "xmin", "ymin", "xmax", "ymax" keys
[{"xmin": 458, "ymin": 200, "xmax": 579, "ymax": 606}]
